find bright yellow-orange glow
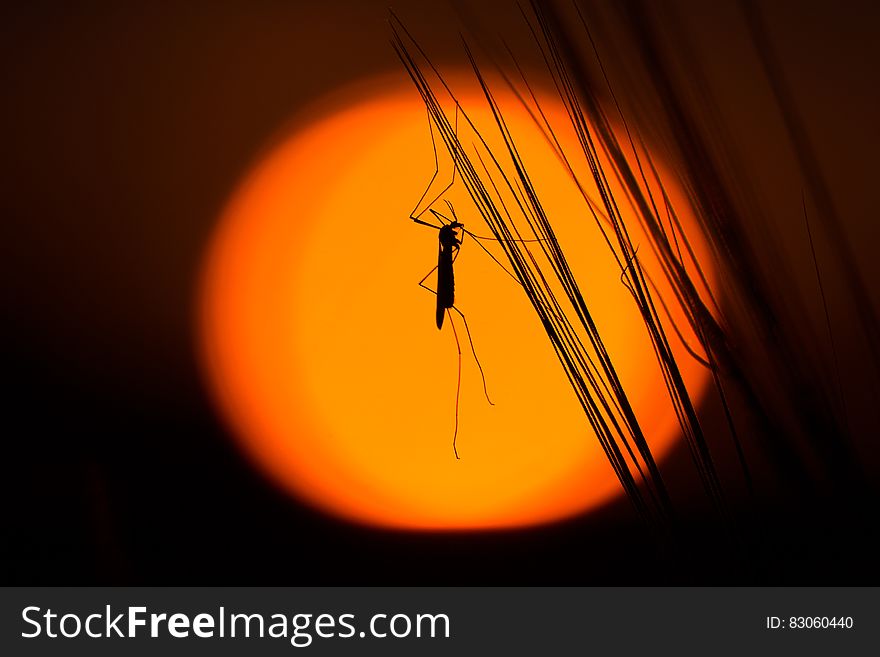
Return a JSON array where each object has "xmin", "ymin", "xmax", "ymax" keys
[{"xmin": 198, "ymin": 73, "xmax": 714, "ymax": 530}]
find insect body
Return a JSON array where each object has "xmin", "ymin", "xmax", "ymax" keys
[{"xmin": 435, "ymin": 221, "xmax": 462, "ymax": 329}]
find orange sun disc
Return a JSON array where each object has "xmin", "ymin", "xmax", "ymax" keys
[{"xmin": 197, "ymin": 72, "xmax": 715, "ymax": 530}]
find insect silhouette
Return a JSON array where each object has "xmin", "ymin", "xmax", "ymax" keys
[
  {"xmin": 413, "ymin": 210, "xmax": 464, "ymax": 329},
  {"xmin": 412, "ymin": 204, "xmax": 494, "ymax": 460}
]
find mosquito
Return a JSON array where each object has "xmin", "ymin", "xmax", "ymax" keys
[
  {"xmin": 408, "ymin": 107, "xmax": 543, "ymax": 459},
  {"xmin": 410, "ymin": 204, "xmax": 493, "ymax": 460}
]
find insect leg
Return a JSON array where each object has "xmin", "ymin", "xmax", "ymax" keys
[
  {"xmin": 447, "ymin": 309, "xmax": 463, "ymax": 460},
  {"xmin": 413, "ymin": 217, "xmax": 443, "ymax": 230},
  {"xmin": 419, "ymin": 262, "xmax": 446, "ymax": 329},
  {"xmin": 410, "ymin": 104, "xmax": 460, "ymax": 221},
  {"xmin": 418, "ymin": 264, "xmax": 439, "ymax": 292},
  {"xmin": 450, "ymin": 305, "xmax": 494, "ymax": 407},
  {"xmin": 429, "ymin": 208, "xmax": 451, "ymax": 225}
]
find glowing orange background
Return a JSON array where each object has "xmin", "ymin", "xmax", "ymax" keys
[{"xmin": 198, "ymin": 73, "xmax": 714, "ymax": 530}]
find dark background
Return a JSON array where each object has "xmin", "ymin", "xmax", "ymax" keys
[{"xmin": 2, "ymin": 0, "xmax": 879, "ymax": 584}]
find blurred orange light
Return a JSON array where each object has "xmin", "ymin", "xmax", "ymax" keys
[{"xmin": 197, "ymin": 73, "xmax": 714, "ymax": 530}]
